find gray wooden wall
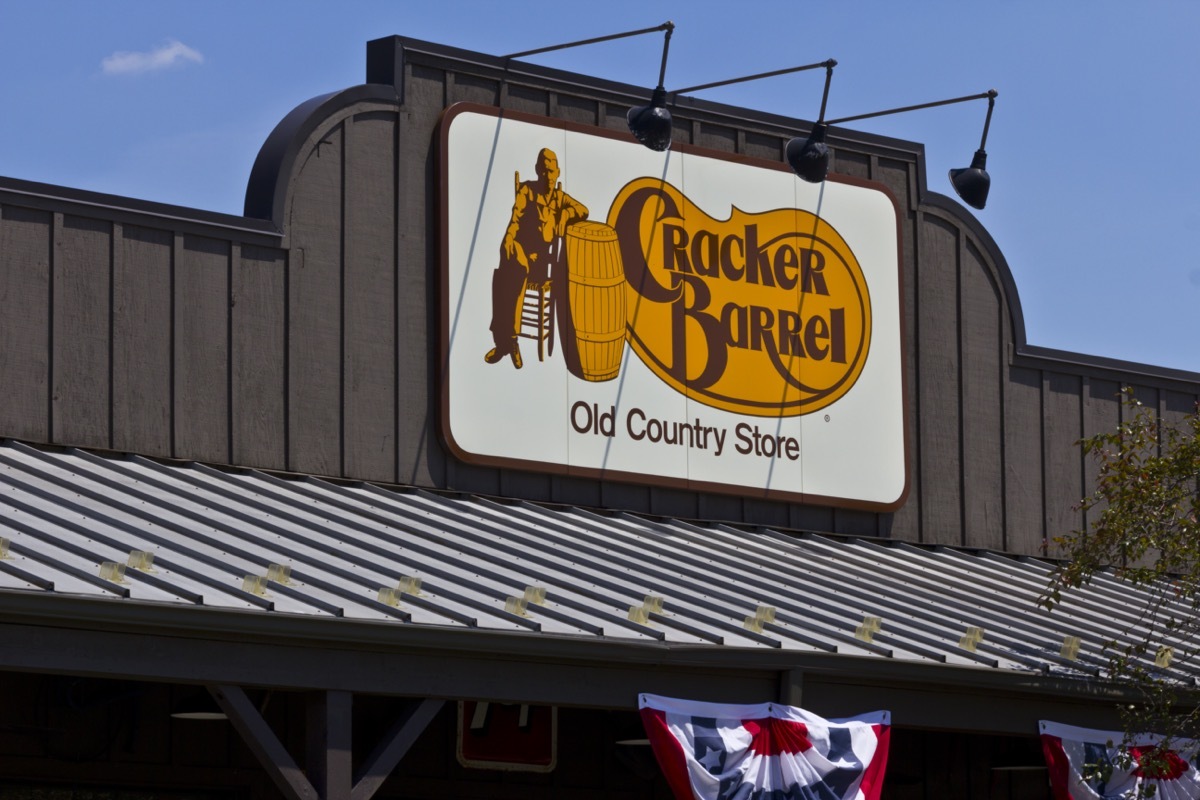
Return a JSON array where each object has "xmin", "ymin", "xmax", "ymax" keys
[{"xmin": 0, "ymin": 36, "xmax": 1196, "ymax": 558}]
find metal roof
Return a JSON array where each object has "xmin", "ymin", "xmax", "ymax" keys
[{"xmin": 0, "ymin": 438, "xmax": 1179, "ymax": 683}]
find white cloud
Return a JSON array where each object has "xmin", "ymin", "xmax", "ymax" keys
[{"xmin": 101, "ymin": 40, "xmax": 203, "ymax": 76}]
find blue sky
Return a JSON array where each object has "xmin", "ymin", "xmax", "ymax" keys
[{"xmin": 2, "ymin": 1, "xmax": 1197, "ymax": 374}]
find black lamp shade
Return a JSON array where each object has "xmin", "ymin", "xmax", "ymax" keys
[
  {"xmin": 785, "ymin": 123, "xmax": 829, "ymax": 183},
  {"xmin": 949, "ymin": 149, "xmax": 990, "ymax": 210},
  {"xmin": 627, "ymin": 87, "xmax": 673, "ymax": 152}
]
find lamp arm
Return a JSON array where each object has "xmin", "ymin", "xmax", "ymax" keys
[
  {"xmin": 816, "ymin": 62, "xmax": 835, "ymax": 124},
  {"xmin": 672, "ymin": 59, "xmax": 836, "ymax": 98},
  {"xmin": 826, "ymin": 88, "xmax": 997, "ymax": 126},
  {"xmin": 978, "ymin": 92, "xmax": 996, "ymax": 151},
  {"xmin": 655, "ymin": 23, "xmax": 674, "ymax": 89},
  {"xmin": 503, "ymin": 21, "xmax": 674, "ymax": 61}
]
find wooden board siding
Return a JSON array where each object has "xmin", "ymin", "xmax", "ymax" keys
[
  {"xmin": 288, "ymin": 125, "xmax": 345, "ymax": 477},
  {"xmin": 0, "ymin": 205, "xmax": 51, "ymax": 442},
  {"xmin": 2, "ymin": 40, "xmax": 1200, "ymax": 559},
  {"xmin": 1003, "ymin": 366, "xmax": 1047, "ymax": 554},
  {"xmin": 232, "ymin": 244, "xmax": 287, "ymax": 468},
  {"xmin": 174, "ymin": 234, "xmax": 230, "ymax": 464},
  {"xmin": 960, "ymin": 239, "xmax": 1004, "ymax": 549},
  {"xmin": 916, "ymin": 215, "xmax": 962, "ymax": 545},
  {"xmin": 343, "ymin": 111, "xmax": 398, "ymax": 483},
  {"xmin": 53, "ymin": 214, "xmax": 111, "ymax": 449},
  {"xmin": 1043, "ymin": 372, "xmax": 1084, "ymax": 558},
  {"xmin": 397, "ymin": 64, "xmax": 449, "ymax": 489},
  {"xmin": 113, "ymin": 225, "xmax": 172, "ymax": 456}
]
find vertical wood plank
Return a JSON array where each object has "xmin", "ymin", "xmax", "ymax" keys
[
  {"xmin": 601, "ymin": 482, "xmax": 650, "ymax": 516},
  {"xmin": 288, "ymin": 125, "xmax": 344, "ymax": 476},
  {"xmin": 555, "ymin": 94, "xmax": 596, "ymax": 126},
  {"xmin": 1163, "ymin": 389, "xmax": 1198, "ymax": 427},
  {"xmin": 788, "ymin": 504, "xmax": 833, "ymax": 533},
  {"xmin": 917, "ymin": 216, "xmax": 961, "ymax": 544},
  {"xmin": 550, "ymin": 475, "xmax": 602, "ymax": 509},
  {"xmin": 399, "ymin": 64, "xmax": 447, "ymax": 487},
  {"xmin": 697, "ymin": 123, "xmax": 736, "ymax": 153},
  {"xmin": 112, "ymin": 224, "xmax": 172, "ymax": 456},
  {"xmin": 343, "ymin": 111, "xmax": 398, "ymax": 483},
  {"xmin": 649, "ymin": 487, "xmax": 698, "ymax": 520},
  {"xmin": 53, "ymin": 214, "xmax": 111, "ymax": 448},
  {"xmin": 832, "ymin": 509, "xmax": 879, "ymax": 537},
  {"xmin": 742, "ymin": 132, "xmax": 782, "ymax": 162},
  {"xmin": 505, "ymin": 84, "xmax": 550, "ymax": 116},
  {"xmin": 832, "ymin": 151, "xmax": 870, "ymax": 181},
  {"xmin": 501, "ymin": 471, "xmax": 552, "ymax": 503},
  {"xmin": 1003, "ymin": 365, "xmax": 1045, "ymax": 554},
  {"xmin": 960, "ymin": 241, "xmax": 1004, "ymax": 549},
  {"xmin": 1043, "ymin": 372, "xmax": 1083, "ymax": 556},
  {"xmin": 0, "ymin": 205, "xmax": 51, "ymax": 442},
  {"xmin": 233, "ymin": 244, "xmax": 287, "ymax": 469},
  {"xmin": 175, "ymin": 234, "xmax": 230, "ymax": 463},
  {"xmin": 743, "ymin": 498, "xmax": 790, "ymax": 529},
  {"xmin": 699, "ymin": 493, "xmax": 743, "ymax": 527},
  {"xmin": 1081, "ymin": 377, "xmax": 1121, "ymax": 529},
  {"xmin": 882, "ymin": 162, "xmax": 920, "ymax": 544}
]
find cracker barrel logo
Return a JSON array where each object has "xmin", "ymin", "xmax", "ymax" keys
[
  {"xmin": 610, "ymin": 178, "xmax": 870, "ymax": 416},
  {"xmin": 482, "ymin": 148, "xmax": 870, "ymax": 417}
]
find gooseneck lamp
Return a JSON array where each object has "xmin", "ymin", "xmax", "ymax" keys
[
  {"xmin": 784, "ymin": 61, "xmax": 837, "ymax": 183},
  {"xmin": 668, "ymin": 59, "xmax": 838, "ymax": 159},
  {"xmin": 947, "ymin": 91, "xmax": 997, "ymax": 210},
  {"xmin": 626, "ymin": 23, "xmax": 676, "ymax": 151},
  {"xmin": 815, "ymin": 89, "xmax": 999, "ymax": 210},
  {"xmin": 502, "ymin": 22, "xmax": 677, "ymax": 152}
]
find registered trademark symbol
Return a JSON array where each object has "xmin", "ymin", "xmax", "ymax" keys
[{"xmin": 824, "ymin": 414, "xmax": 830, "ymax": 422}]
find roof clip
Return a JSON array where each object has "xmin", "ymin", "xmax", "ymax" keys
[
  {"xmin": 1059, "ymin": 635, "xmax": 1082, "ymax": 660},
  {"xmin": 504, "ymin": 596, "xmax": 529, "ymax": 616},
  {"xmin": 377, "ymin": 587, "xmax": 402, "ymax": 607},
  {"xmin": 855, "ymin": 615, "xmax": 882, "ymax": 643},
  {"xmin": 958, "ymin": 626, "xmax": 986, "ymax": 652},
  {"xmin": 1157, "ymin": 646, "xmax": 1174, "ymax": 668},
  {"xmin": 523, "ymin": 585, "xmax": 547, "ymax": 605},
  {"xmin": 397, "ymin": 575, "xmax": 422, "ymax": 596},
  {"xmin": 267, "ymin": 563, "xmax": 292, "ymax": 585},
  {"xmin": 100, "ymin": 561, "xmax": 128, "ymax": 584},
  {"xmin": 127, "ymin": 550, "xmax": 156, "ymax": 572},
  {"xmin": 0, "ymin": 537, "xmax": 10, "ymax": 559},
  {"xmin": 629, "ymin": 594, "xmax": 665, "ymax": 625},
  {"xmin": 744, "ymin": 604, "xmax": 777, "ymax": 633},
  {"xmin": 242, "ymin": 575, "xmax": 269, "ymax": 596}
]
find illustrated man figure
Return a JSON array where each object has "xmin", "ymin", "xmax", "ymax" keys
[{"xmin": 485, "ymin": 148, "xmax": 588, "ymax": 368}]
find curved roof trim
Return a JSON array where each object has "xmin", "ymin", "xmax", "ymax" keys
[{"xmin": 242, "ymin": 84, "xmax": 400, "ymax": 226}]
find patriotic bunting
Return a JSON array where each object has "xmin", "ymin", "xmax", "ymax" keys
[
  {"xmin": 1041, "ymin": 720, "xmax": 1200, "ymax": 799},
  {"xmin": 639, "ymin": 693, "xmax": 890, "ymax": 800}
]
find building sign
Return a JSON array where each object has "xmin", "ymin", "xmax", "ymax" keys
[
  {"xmin": 456, "ymin": 701, "xmax": 557, "ymax": 772},
  {"xmin": 439, "ymin": 104, "xmax": 908, "ymax": 509}
]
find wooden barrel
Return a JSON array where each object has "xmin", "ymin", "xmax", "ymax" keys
[{"xmin": 565, "ymin": 221, "xmax": 626, "ymax": 382}]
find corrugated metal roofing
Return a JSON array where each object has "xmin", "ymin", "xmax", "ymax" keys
[{"xmin": 0, "ymin": 438, "xmax": 1181, "ymax": 683}]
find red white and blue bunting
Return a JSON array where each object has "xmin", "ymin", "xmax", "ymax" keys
[
  {"xmin": 639, "ymin": 693, "xmax": 890, "ymax": 800},
  {"xmin": 1041, "ymin": 720, "xmax": 1200, "ymax": 799}
]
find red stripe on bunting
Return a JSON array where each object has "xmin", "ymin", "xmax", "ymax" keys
[
  {"xmin": 858, "ymin": 723, "xmax": 891, "ymax": 800},
  {"xmin": 1040, "ymin": 735, "xmax": 1075, "ymax": 800},
  {"xmin": 743, "ymin": 718, "xmax": 814, "ymax": 756},
  {"xmin": 640, "ymin": 706, "xmax": 696, "ymax": 800}
]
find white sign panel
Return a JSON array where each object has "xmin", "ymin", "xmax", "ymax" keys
[{"xmin": 439, "ymin": 104, "xmax": 908, "ymax": 509}]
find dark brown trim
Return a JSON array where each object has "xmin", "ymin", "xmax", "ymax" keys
[
  {"xmin": 0, "ymin": 592, "xmax": 1135, "ymax": 734},
  {"xmin": 0, "ymin": 176, "xmax": 280, "ymax": 243}
]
